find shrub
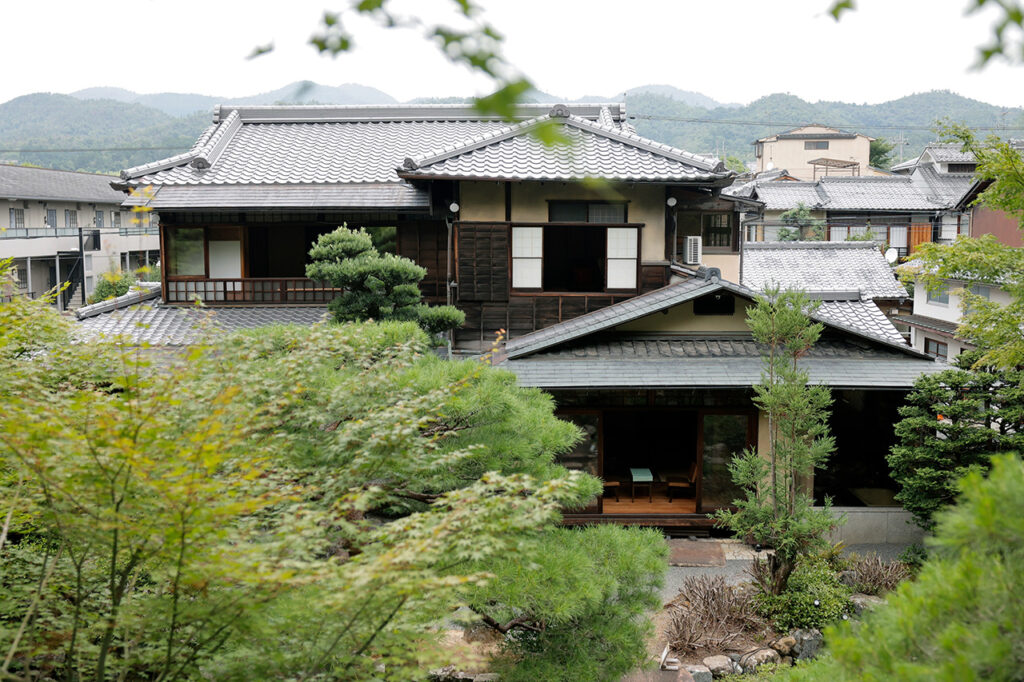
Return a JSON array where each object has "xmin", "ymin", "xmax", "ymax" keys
[
  {"xmin": 755, "ymin": 558, "xmax": 852, "ymax": 631},
  {"xmin": 848, "ymin": 554, "xmax": 911, "ymax": 596},
  {"xmin": 88, "ymin": 269, "xmax": 134, "ymax": 302},
  {"xmin": 665, "ymin": 576, "xmax": 772, "ymax": 654},
  {"xmin": 416, "ymin": 303, "xmax": 466, "ymax": 336}
]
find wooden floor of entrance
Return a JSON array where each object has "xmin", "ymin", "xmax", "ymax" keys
[{"xmin": 603, "ymin": 493, "xmax": 697, "ymax": 514}]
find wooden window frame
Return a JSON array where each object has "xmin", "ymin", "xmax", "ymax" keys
[
  {"xmin": 508, "ymin": 222, "xmax": 642, "ymax": 296},
  {"xmin": 924, "ymin": 337, "xmax": 948, "ymax": 360}
]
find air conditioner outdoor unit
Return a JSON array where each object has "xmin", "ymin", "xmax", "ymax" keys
[{"xmin": 684, "ymin": 235, "xmax": 702, "ymax": 265}]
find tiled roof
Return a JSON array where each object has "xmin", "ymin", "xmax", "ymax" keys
[
  {"xmin": 742, "ymin": 242, "xmax": 908, "ymax": 300},
  {"xmin": 816, "ymin": 176, "xmax": 944, "ymax": 211},
  {"xmin": 889, "ymin": 156, "xmax": 919, "ymax": 173},
  {"xmin": 815, "ymin": 300, "xmax": 906, "ymax": 345},
  {"xmin": 122, "ymin": 183, "xmax": 429, "ymax": 210},
  {"xmin": 119, "ymin": 103, "xmax": 700, "ymax": 211},
  {"xmin": 502, "ymin": 335, "xmax": 943, "ymax": 389},
  {"xmin": 0, "ymin": 164, "xmax": 124, "ymax": 204},
  {"xmin": 399, "ymin": 110, "xmax": 729, "ymax": 183},
  {"xmin": 753, "ymin": 182, "xmax": 825, "ymax": 210},
  {"xmin": 75, "ymin": 303, "xmax": 329, "ymax": 345},
  {"xmin": 504, "ymin": 275, "xmax": 917, "ymax": 360},
  {"xmin": 922, "ymin": 144, "xmax": 975, "ymax": 164},
  {"xmin": 911, "ymin": 164, "xmax": 975, "ymax": 206},
  {"xmin": 893, "ymin": 313, "xmax": 960, "ymax": 336}
]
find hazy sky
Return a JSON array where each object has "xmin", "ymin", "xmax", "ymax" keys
[{"xmin": 1, "ymin": 0, "xmax": 1021, "ymax": 107}]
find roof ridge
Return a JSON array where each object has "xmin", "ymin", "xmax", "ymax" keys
[
  {"xmin": 212, "ymin": 102, "xmax": 626, "ymax": 124},
  {"xmin": 401, "ymin": 115, "xmax": 547, "ymax": 170},
  {"xmin": 189, "ymin": 109, "xmax": 242, "ymax": 170},
  {"xmin": 565, "ymin": 115, "xmax": 723, "ymax": 172}
]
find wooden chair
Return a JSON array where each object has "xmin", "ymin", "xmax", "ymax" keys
[
  {"xmin": 603, "ymin": 479, "xmax": 621, "ymax": 502},
  {"xmin": 668, "ymin": 461, "xmax": 699, "ymax": 502}
]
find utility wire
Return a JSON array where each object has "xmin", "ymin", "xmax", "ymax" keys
[
  {"xmin": 629, "ymin": 114, "xmax": 1024, "ymax": 131},
  {"xmin": 0, "ymin": 146, "xmax": 188, "ymax": 153}
]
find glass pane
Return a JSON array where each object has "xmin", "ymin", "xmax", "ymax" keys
[
  {"xmin": 512, "ymin": 258, "xmax": 542, "ymax": 288},
  {"xmin": 589, "ymin": 203, "xmax": 626, "ymax": 223},
  {"xmin": 167, "ymin": 227, "xmax": 205, "ymax": 276},
  {"xmin": 512, "ymin": 226, "xmax": 543, "ymax": 257},
  {"xmin": 606, "ymin": 227, "xmax": 637, "ymax": 258},
  {"xmin": 549, "ymin": 202, "xmax": 588, "ymax": 222},
  {"xmin": 558, "ymin": 413, "xmax": 600, "ymax": 513},
  {"xmin": 606, "ymin": 259, "xmax": 637, "ymax": 289},
  {"xmin": 700, "ymin": 413, "xmax": 749, "ymax": 512}
]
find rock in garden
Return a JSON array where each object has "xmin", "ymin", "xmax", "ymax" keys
[
  {"xmin": 850, "ymin": 593, "xmax": 885, "ymax": 615},
  {"xmin": 739, "ymin": 647, "xmax": 781, "ymax": 672},
  {"xmin": 685, "ymin": 664, "xmax": 713, "ymax": 682},
  {"xmin": 702, "ymin": 655, "xmax": 739, "ymax": 677},
  {"xmin": 770, "ymin": 635, "xmax": 796, "ymax": 656},
  {"xmin": 791, "ymin": 628, "xmax": 824, "ymax": 660},
  {"xmin": 428, "ymin": 666, "xmax": 475, "ymax": 682},
  {"xmin": 781, "ymin": 656, "xmax": 793, "ymax": 666}
]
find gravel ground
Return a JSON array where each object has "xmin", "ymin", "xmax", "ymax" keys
[{"xmin": 659, "ymin": 540, "xmax": 914, "ymax": 603}]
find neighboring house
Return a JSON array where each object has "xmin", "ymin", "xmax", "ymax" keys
[
  {"xmin": 894, "ymin": 169, "xmax": 1021, "ymax": 361},
  {"xmin": 116, "ymin": 103, "xmax": 757, "ymax": 346},
  {"xmin": 753, "ymin": 124, "xmax": 874, "ymax": 181},
  {"xmin": 84, "ymin": 102, "xmax": 945, "ymax": 536},
  {"xmin": 0, "ymin": 164, "xmax": 159, "ymax": 308},
  {"xmin": 733, "ymin": 146, "xmax": 976, "ymax": 258}
]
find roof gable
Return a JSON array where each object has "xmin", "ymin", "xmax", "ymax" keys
[
  {"xmin": 504, "ymin": 274, "xmax": 921, "ymax": 360},
  {"xmin": 398, "ymin": 106, "xmax": 729, "ymax": 183}
]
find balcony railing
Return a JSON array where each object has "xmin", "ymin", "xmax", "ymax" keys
[
  {"xmin": 165, "ymin": 278, "xmax": 340, "ymax": 304},
  {"xmin": 1, "ymin": 226, "xmax": 82, "ymax": 239},
  {"xmin": 743, "ymin": 222, "xmax": 951, "ymax": 258}
]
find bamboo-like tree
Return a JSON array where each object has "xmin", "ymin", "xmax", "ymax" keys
[{"xmin": 714, "ymin": 288, "xmax": 839, "ymax": 594}]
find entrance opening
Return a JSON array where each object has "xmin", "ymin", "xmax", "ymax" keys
[
  {"xmin": 602, "ymin": 410, "xmax": 699, "ymax": 514},
  {"xmin": 543, "ymin": 226, "xmax": 606, "ymax": 292}
]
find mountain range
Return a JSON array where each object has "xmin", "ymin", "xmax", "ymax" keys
[{"xmin": 2, "ymin": 81, "xmax": 1021, "ymax": 174}]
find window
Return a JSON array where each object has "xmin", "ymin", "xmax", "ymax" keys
[
  {"xmin": 166, "ymin": 227, "xmax": 206, "ymax": 276},
  {"xmin": 926, "ymin": 284, "xmax": 949, "ymax": 305},
  {"xmin": 512, "ymin": 227, "xmax": 543, "ymax": 288},
  {"xmin": 112, "ymin": 211, "xmax": 121, "ymax": 229},
  {"xmin": 970, "ymin": 284, "xmax": 990, "ymax": 300},
  {"xmin": 924, "ymin": 337, "xmax": 948, "ymax": 359},
  {"xmin": 606, "ymin": 227, "xmax": 638, "ymax": 289},
  {"xmin": 676, "ymin": 212, "xmax": 736, "ymax": 255},
  {"xmin": 9, "ymin": 208, "xmax": 24, "ymax": 229},
  {"xmin": 84, "ymin": 254, "xmax": 93, "ymax": 271},
  {"xmin": 549, "ymin": 201, "xmax": 627, "ymax": 223},
  {"xmin": 65, "ymin": 209, "xmax": 77, "ymax": 228},
  {"xmin": 511, "ymin": 224, "xmax": 639, "ymax": 292},
  {"xmin": 95, "ymin": 210, "xmax": 103, "ymax": 228},
  {"xmin": 755, "ymin": 142, "xmax": 763, "ymax": 158},
  {"xmin": 702, "ymin": 214, "xmax": 732, "ymax": 249},
  {"xmin": 804, "ymin": 140, "xmax": 829, "ymax": 150},
  {"xmin": 948, "ymin": 163, "xmax": 977, "ymax": 173},
  {"xmin": 693, "ymin": 292, "xmax": 735, "ymax": 316},
  {"xmin": 46, "ymin": 209, "xmax": 56, "ymax": 228}
]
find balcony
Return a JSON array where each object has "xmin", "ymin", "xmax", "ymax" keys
[
  {"xmin": 164, "ymin": 278, "xmax": 340, "ymax": 304},
  {"xmin": 1, "ymin": 226, "xmax": 82, "ymax": 239}
]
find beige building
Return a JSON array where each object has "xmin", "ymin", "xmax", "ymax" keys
[
  {"xmin": 754, "ymin": 124, "xmax": 874, "ymax": 181},
  {"xmin": 1, "ymin": 164, "xmax": 159, "ymax": 308}
]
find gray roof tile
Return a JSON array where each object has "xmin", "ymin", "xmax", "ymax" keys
[
  {"xmin": 742, "ymin": 241, "xmax": 908, "ymax": 300},
  {"xmin": 910, "ymin": 164, "xmax": 975, "ymax": 206},
  {"xmin": 0, "ymin": 164, "xmax": 124, "ymax": 204},
  {"xmin": 76, "ymin": 303, "xmax": 329, "ymax": 345},
  {"xmin": 400, "ymin": 111, "xmax": 729, "ymax": 183}
]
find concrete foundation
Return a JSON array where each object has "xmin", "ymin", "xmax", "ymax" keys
[{"xmin": 822, "ymin": 506, "xmax": 924, "ymax": 545}]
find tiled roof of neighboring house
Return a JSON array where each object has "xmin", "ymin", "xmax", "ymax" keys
[
  {"xmin": 815, "ymin": 300, "xmax": 907, "ymax": 345},
  {"xmin": 119, "ymin": 103, "xmax": 712, "ymax": 209},
  {"xmin": 398, "ymin": 108, "xmax": 729, "ymax": 183},
  {"xmin": 75, "ymin": 303, "xmax": 329, "ymax": 345},
  {"xmin": 742, "ymin": 241, "xmax": 908, "ymax": 300},
  {"xmin": 893, "ymin": 313, "xmax": 960, "ymax": 336},
  {"xmin": 889, "ymin": 156, "xmax": 919, "ymax": 173},
  {"xmin": 724, "ymin": 168, "xmax": 795, "ymax": 198},
  {"xmin": 816, "ymin": 176, "xmax": 944, "ymax": 211},
  {"xmin": 752, "ymin": 182, "xmax": 825, "ymax": 210},
  {"xmin": 922, "ymin": 143, "xmax": 975, "ymax": 164},
  {"xmin": 504, "ymin": 275, "xmax": 917, "ymax": 360},
  {"xmin": 502, "ymin": 335, "xmax": 943, "ymax": 389},
  {"xmin": 911, "ymin": 164, "xmax": 975, "ymax": 206},
  {"xmin": 0, "ymin": 164, "xmax": 124, "ymax": 204}
]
